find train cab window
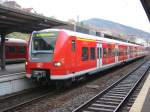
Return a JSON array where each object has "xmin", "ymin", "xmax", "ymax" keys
[
  {"xmin": 8, "ymin": 46, "xmax": 16, "ymax": 53},
  {"xmin": 90, "ymin": 47, "xmax": 95, "ymax": 60},
  {"xmin": 19, "ymin": 46, "xmax": 25, "ymax": 54},
  {"xmin": 72, "ymin": 40, "xmax": 76, "ymax": 52},
  {"xmin": 82, "ymin": 47, "xmax": 88, "ymax": 61}
]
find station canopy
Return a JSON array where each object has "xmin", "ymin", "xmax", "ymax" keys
[
  {"xmin": 0, "ymin": 4, "xmax": 67, "ymax": 34},
  {"xmin": 141, "ymin": 0, "xmax": 150, "ymax": 22},
  {"xmin": 0, "ymin": 4, "xmax": 67, "ymax": 70}
]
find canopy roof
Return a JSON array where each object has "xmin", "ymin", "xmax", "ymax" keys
[
  {"xmin": 0, "ymin": 4, "xmax": 67, "ymax": 34},
  {"xmin": 141, "ymin": 0, "xmax": 150, "ymax": 22}
]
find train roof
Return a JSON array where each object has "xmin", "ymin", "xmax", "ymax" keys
[
  {"xmin": 0, "ymin": 38, "xmax": 27, "ymax": 44},
  {"xmin": 34, "ymin": 29, "xmax": 142, "ymax": 47}
]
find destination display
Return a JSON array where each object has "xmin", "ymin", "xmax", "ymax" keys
[{"xmin": 33, "ymin": 32, "xmax": 57, "ymax": 37}]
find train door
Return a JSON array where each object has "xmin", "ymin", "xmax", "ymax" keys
[
  {"xmin": 97, "ymin": 43, "xmax": 102, "ymax": 68},
  {"xmin": 66, "ymin": 37, "xmax": 77, "ymax": 74},
  {"xmin": 71, "ymin": 38, "xmax": 76, "ymax": 71}
]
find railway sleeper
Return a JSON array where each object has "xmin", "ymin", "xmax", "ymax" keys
[
  {"xmin": 92, "ymin": 103, "xmax": 117, "ymax": 109},
  {"xmin": 96, "ymin": 100, "xmax": 119, "ymax": 106},
  {"xmin": 106, "ymin": 93, "xmax": 127, "ymax": 97},
  {"xmin": 99, "ymin": 97, "xmax": 122, "ymax": 103},
  {"xmin": 113, "ymin": 87, "xmax": 131, "ymax": 90},
  {"xmin": 93, "ymin": 103, "xmax": 117, "ymax": 108},
  {"xmin": 109, "ymin": 91, "xmax": 127, "ymax": 95},
  {"xmin": 103, "ymin": 95, "xmax": 124, "ymax": 100},
  {"xmin": 87, "ymin": 106, "xmax": 114, "ymax": 112}
]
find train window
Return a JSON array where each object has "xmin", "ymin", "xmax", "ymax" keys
[
  {"xmin": 8, "ymin": 46, "xmax": 16, "ymax": 53},
  {"xmin": 90, "ymin": 47, "xmax": 95, "ymax": 60},
  {"xmin": 126, "ymin": 48, "xmax": 128, "ymax": 55},
  {"xmin": 32, "ymin": 35, "xmax": 56, "ymax": 53},
  {"xmin": 82, "ymin": 47, "xmax": 88, "ymax": 61},
  {"xmin": 112, "ymin": 49, "xmax": 115, "ymax": 56},
  {"xmin": 97, "ymin": 48, "xmax": 99, "ymax": 59},
  {"xmin": 119, "ymin": 48, "xmax": 123, "ymax": 56},
  {"xmin": 108, "ymin": 48, "xmax": 112, "ymax": 56},
  {"xmin": 72, "ymin": 40, "xmax": 76, "ymax": 52},
  {"xmin": 115, "ymin": 48, "xmax": 119, "ymax": 56},
  {"xmin": 100, "ymin": 48, "xmax": 102, "ymax": 58},
  {"xmin": 103, "ymin": 48, "xmax": 107, "ymax": 57},
  {"xmin": 97, "ymin": 47, "xmax": 102, "ymax": 58},
  {"xmin": 19, "ymin": 46, "xmax": 25, "ymax": 54}
]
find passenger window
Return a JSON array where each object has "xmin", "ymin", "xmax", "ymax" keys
[
  {"xmin": 108, "ymin": 48, "xmax": 112, "ymax": 56},
  {"xmin": 19, "ymin": 46, "xmax": 25, "ymax": 54},
  {"xmin": 115, "ymin": 48, "xmax": 119, "ymax": 56},
  {"xmin": 103, "ymin": 48, "xmax": 107, "ymax": 57},
  {"xmin": 119, "ymin": 48, "xmax": 123, "ymax": 56},
  {"xmin": 90, "ymin": 47, "xmax": 95, "ymax": 60},
  {"xmin": 82, "ymin": 47, "xmax": 88, "ymax": 61},
  {"xmin": 72, "ymin": 40, "xmax": 76, "ymax": 52},
  {"xmin": 8, "ymin": 46, "xmax": 16, "ymax": 53}
]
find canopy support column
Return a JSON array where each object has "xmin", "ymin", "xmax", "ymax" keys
[{"xmin": 0, "ymin": 33, "xmax": 6, "ymax": 71}]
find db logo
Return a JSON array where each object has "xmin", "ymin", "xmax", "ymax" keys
[{"xmin": 37, "ymin": 63, "xmax": 43, "ymax": 68}]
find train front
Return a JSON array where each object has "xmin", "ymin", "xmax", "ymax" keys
[{"xmin": 25, "ymin": 30, "xmax": 59, "ymax": 82}]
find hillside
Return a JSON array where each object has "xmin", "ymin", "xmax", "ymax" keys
[
  {"xmin": 82, "ymin": 18, "xmax": 150, "ymax": 40},
  {"xmin": 7, "ymin": 32, "xmax": 29, "ymax": 41}
]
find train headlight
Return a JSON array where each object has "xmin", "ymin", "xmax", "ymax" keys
[
  {"xmin": 25, "ymin": 62, "xmax": 28, "ymax": 66},
  {"xmin": 54, "ymin": 62, "xmax": 62, "ymax": 67}
]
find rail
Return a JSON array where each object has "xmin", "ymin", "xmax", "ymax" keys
[{"xmin": 73, "ymin": 60, "xmax": 150, "ymax": 112}]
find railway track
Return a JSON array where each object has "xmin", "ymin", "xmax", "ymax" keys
[
  {"xmin": 0, "ymin": 87, "xmax": 53, "ymax": 112},
  {"xmin": 73, "ymin": 60, "xmax": 150, "ymax": 112}
]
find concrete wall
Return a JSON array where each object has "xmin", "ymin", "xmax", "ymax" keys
[{"xmin": 0, "ymin": 74, "xmax": 36, "ymax": 96}]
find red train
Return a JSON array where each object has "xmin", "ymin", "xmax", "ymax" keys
[
  {"xmin": 25, "ymin": 29, "xmax": 145, "ymax": 82},
  {"xmin": 0, "ymin": 38, "xmax": 27, "ymax": 63}
]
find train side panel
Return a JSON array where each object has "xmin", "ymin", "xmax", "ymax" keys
[
  {"xmin": 75, "ymin": 37, "xmax": 96, "ymax": 72},
  {"xmin": 102, "ymin": 42, "xmax": 116, "ymax": 65}
]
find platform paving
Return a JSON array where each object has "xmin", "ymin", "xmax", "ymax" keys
[
  {"xmin": 129, "ymin": 72, "xmax": 150, "ymax": 112},
  {"xmin": 0, "ymin": 63, "xmax": 25, "ymax": 76},
  {"xmin": 141, "ymin": 88, "xmax": 150, "ymax": 112}
]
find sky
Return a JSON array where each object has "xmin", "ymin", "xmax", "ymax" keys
[{"xmin": 12, "ymin": 0, "xmax": 150, "ymax": 33}]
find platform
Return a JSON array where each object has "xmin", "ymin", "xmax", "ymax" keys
[
  {"xmin": 0, "ymin": 63, "xmax": 25, "ymax": 76},
  {"xmin": 0, "ymin": 63, "xmax": 36, "ymax": 96},
  {"xmin": 129, "ymin": 72, "xmax": 150, "ymax": 112}
]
